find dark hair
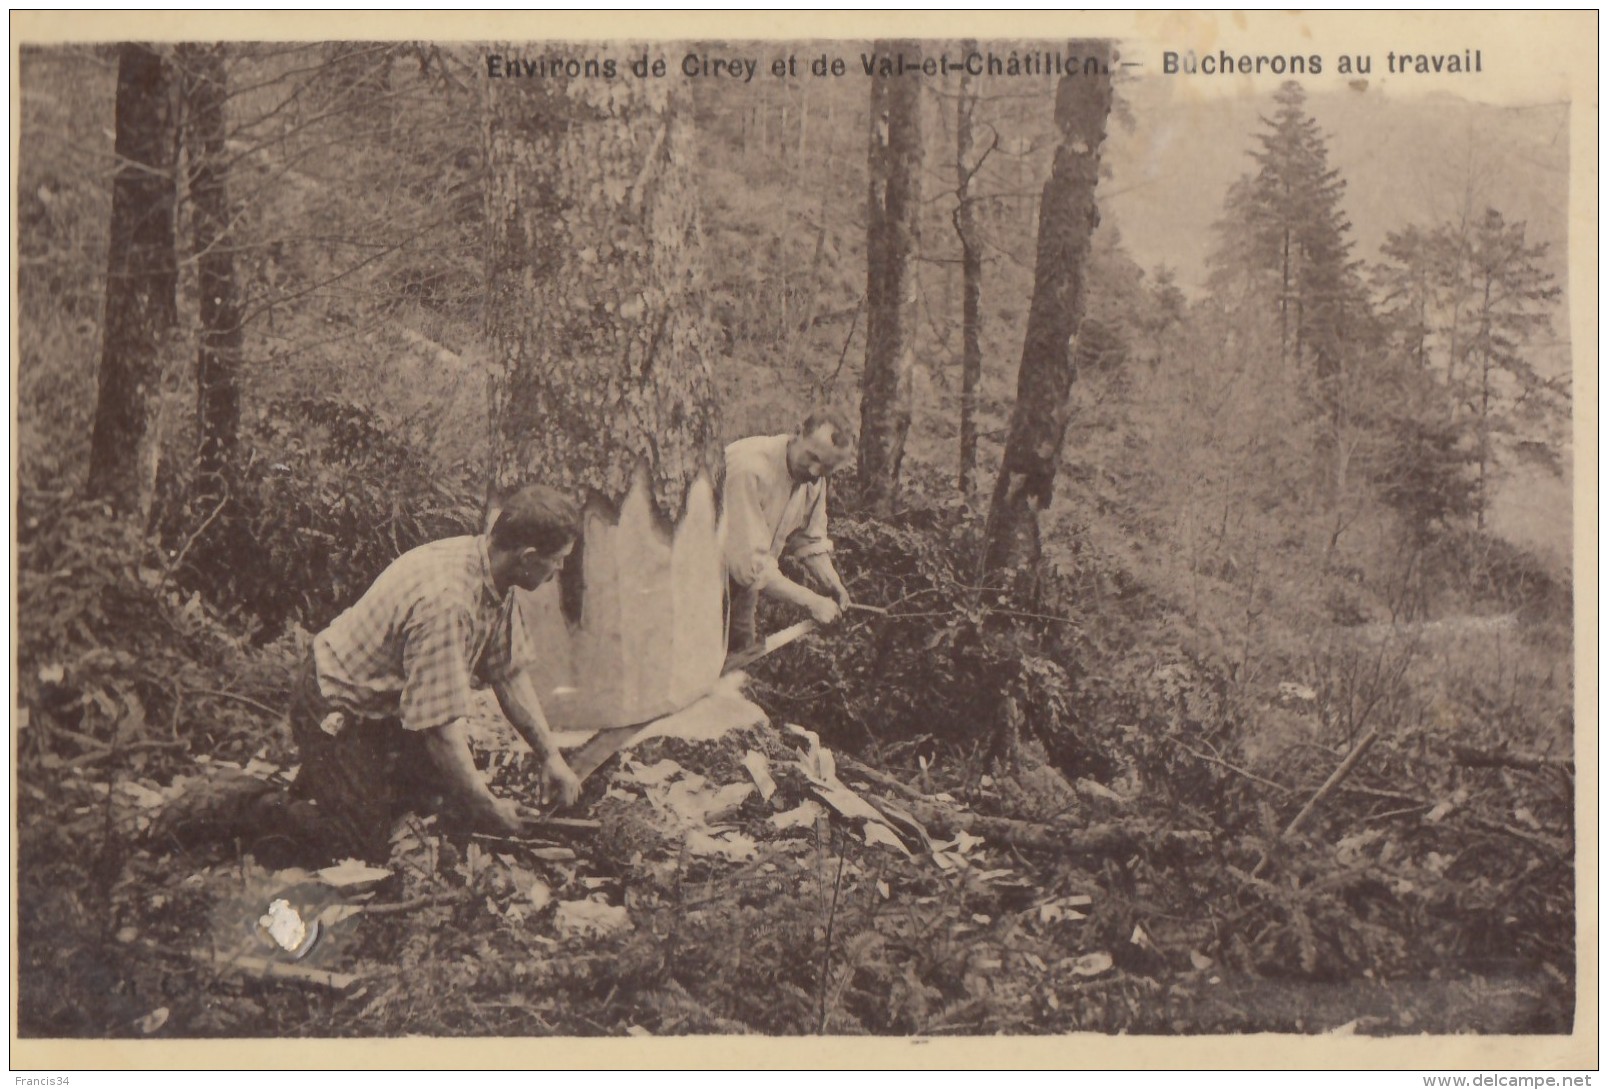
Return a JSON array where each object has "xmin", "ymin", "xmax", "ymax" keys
[
  {"xmin": 489, "ymin": 484, "xmax": 581, "ymax": 556},
  {"xmin": 800, "ymin": 407, "xmax": 855, "ymax": 450}
]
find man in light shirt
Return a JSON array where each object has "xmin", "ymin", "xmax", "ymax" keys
[{"xmin": 723, "ymin": 409, "xmax": 856, "ymax": 654}]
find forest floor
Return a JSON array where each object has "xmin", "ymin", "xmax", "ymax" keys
[{"xmin": 16, "ymin": 641, "xmax": 1573, "ymax": 1039}]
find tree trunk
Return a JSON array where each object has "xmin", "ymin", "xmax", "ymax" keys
[
  {"xmin": 857, "ymin": 40, "xmax": 923, "ymax": 516},
  {"xmin": 981, "ymin": 42, "xmax": 1112, "ymax": 574},
  {"xmin": 180, "ymin": 42, "xmax": 242, "ymax": 501},
  {"xmin": 955, "ymin": 44, "xmax": 983, "ymax": 497},
  {"xmin": 86, "ymin": 43, "xmax": 178, "ymax": 517},
  {"xmin": 484, "ymin": 59, "xmax": 724, "ymax": 731}
]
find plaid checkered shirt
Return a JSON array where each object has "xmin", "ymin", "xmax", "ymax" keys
[{"xmin": 313, "ymin": 535, "xmax": 521, "ymax": 732}]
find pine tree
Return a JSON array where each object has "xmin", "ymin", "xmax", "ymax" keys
[
  {"xmin": 1208, "ymin": 83, "xmax": 1364, "ymax": 368},
  {"xmin": 1460, "ymin": 209, "xmax": 1563, "ymax": 524},
  {"xmin": 1373, "ymin": 208, "xmax": 1563, "ymax": 526},
  {"xmin": 1206, "ymin": 82, "xmax": 1370, "ymax": 498}
]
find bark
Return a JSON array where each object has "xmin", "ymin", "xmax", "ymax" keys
[
  {"xmin": 954, "ymin": 44, "xmax": 983, "ymax": 496},
  {"xmin": 981, "ymin": 42, "xmax": 1112, "ymax": 574},
  {"xmin": 857, "ymin": 40, "xmax": 923, "ymax": 515},
  {"xmin": 484, "ymin": 67, "xmax": 719, "ymax": 518},
  {"xmin": 484, "ymin": 60, "xmax": 724, "ymax": 730},
  {"xmin": 86, "ymin": 43, "xmax": 179, "ymax": 516},
  {"xmin": 180, "ymin": 43, "xmax": 243, "ymax": 498}
]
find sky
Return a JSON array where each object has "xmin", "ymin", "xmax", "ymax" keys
[{"xmin": 1100, "ymin": 82, "xmax": 1571, "ymax": 301}]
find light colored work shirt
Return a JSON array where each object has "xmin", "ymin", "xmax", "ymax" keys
[
  {"xmin": 314, "ymin": 536, "xmax": 520, "ymax": 732},
  {"xmin": 723, "ymin": 434, "xmax": 833, "ymax": 591}
]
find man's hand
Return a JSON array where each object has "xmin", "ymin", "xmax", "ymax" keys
[
  {"xmin": 808, "ymin": 592, "xmax": 842, "ymax": 625},
  {"xmin": 470, "ymin": 793, "xmax": 525, "ymax": 837},
  {"xmin": 829, "ymin": 581, "xmax": 853, "ymax": 610},
  {"xmin": 541, "ymin": 753, "xmax": 583, "ymax": 808}
]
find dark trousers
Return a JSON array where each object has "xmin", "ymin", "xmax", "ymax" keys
[
  {"xmin": 728, "ymin": 578, "xmax": 760, "ymax": 654},
  {"xmin": 288, "ymin": 655, "xmax": 445, "ymax": 862}
]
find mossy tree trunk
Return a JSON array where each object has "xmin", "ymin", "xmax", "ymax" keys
[
  {"xmin": 857, "ymin": 40, "xmax": 923, "ymax": 516},
  {"xmin": 484, "ymin": 57, "xmax": 724, "ymax": 730},
  {"xmin": 86, "ymin": 43, "xmax": 178, "ymax": 518},
  {"xmin": 982, "ymin": 41, "xmax": 1112, "ymax": 576}
]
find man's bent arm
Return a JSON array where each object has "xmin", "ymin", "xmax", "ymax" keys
[
  {"xmin": 802, "ymin": 553, "xmax": 850, "ymax": 604},
  {"xmin": 762, "ymin": 570, "xmax": 835, "ymax": 615},
  {"xmin": 422, "ymin": 718, "xmax": 502, "ymax": 810},
  {"xmin": 491, "ymin": 668, "xmax": 561, "ymax": 763},
  {"xmin": 494, "ymin": 669, "xmax": 581, "ymax": 807}
]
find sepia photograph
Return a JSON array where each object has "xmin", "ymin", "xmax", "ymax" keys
[{"xmin": 10, "ymin": 10, "xmax": 1594, "ymax": 1067}]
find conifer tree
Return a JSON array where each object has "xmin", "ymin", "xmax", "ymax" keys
[{"xmin": 1206, "ymin": 82, "xmax": 1370, "ymax": 499}]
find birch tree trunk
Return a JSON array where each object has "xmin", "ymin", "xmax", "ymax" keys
[
  {"xmin": 484, "ymin": 59, "xmax": 724, "ymax": 730},
  {"xmin": 982, "ymin": 42, "xmax": 1112, "ymax": 575},
  {"xmin": 86, "ymin": 43, "xmax": 178, "ymax": 517},
  {"xmin": 857, "ymin": 40, "xmax": 923, "ymax": 516}
]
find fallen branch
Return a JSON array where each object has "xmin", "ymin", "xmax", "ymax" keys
[
  {"xmin": 837, "ymin": 755, "xmax": 947, "ymax": 805},
  {"xmin": 1281, "ymin": 727, "xmax": 1382, "ymax": 840},
  {"xmin": 63, "ymin": 739, "xmax": 187, "ymax": 769},
  {"xmin": 192, "ymin": 949, "xmax": 361, "ymax": 991},
  {"xmin": 360, "ymin": 890, "xmax": 471, "ymax": 917},
  {"xmin": 1452, "ymin": 745, "xmax": 1573, "ymax": 775},
  {"xmin": 49, "ymin": 724, "xmax": 112, "ymax": 751},
  {"xmin": 868, "ymin": 792, "xmax": 1208, "ymax": 858},
  {"xmin": 1252, "ymin": 727, "xmax": 1381, "ymax": 878},
  {"xmin": 1461, "ymin": 815, "xmax": 1571, "ymax": 856},
  {"xmin": 1163, "ymin": 735, "xmax": 1293, "ymax": 795},
  {"xmin": 190, "ymin": 688, "xmax": 283, "ymax": 721},
  {"xmin": 1340, "ymin": 786, "xmax": 1570, "ymax": 852}
]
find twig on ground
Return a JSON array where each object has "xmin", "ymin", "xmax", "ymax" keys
[
  {"xmin": 190, "ymin": 688, "xmax": 283, "ymax": 720},
  {"xmin": 817, "ymin": 829, "xmax": 848, "ymax": 1035},
  {"xmin": 64, "ymin": 739, "xmax": 187, "ymax": 769},
  {"xmin": 361, "ymin": 890, "xmax": 471, "ymax": 917},
  {"xmin": 1163, "ymin": 734, "xmax": 1293, "ymax": 795},
  {"xmin": 838, "ymin": 754, "xmax": 946, "ymax": 804},
  {"xmin": 1251, "ymin": 726, "xmax": 1381, "ymax": 878},
  {"xmin": 163, "ymin": 488, "xmax": 230, "ymax": 584}
]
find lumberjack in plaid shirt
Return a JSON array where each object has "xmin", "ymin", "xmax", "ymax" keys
[
  {"xmin": 314, "ymin": 535, "xmax": 520, "ymax": 733},
  {"xmin": 288, "ymin": 484, "xmax": 584, "ymax": 860}
]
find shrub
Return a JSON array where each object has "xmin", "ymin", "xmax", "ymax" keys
[{"xmin": 162, "ymin": 395, "xmax": 483, "ymax": 636}]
